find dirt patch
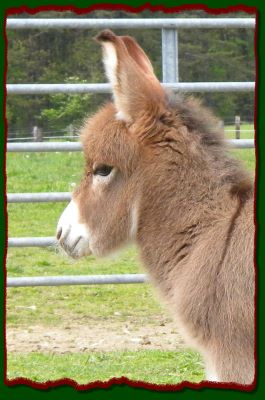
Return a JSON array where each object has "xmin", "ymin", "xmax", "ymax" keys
[{"xmin": 7, "ymin": 318, "xmax": 185, "ymax": 353}]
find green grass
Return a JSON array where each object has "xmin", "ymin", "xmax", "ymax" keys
[
  {"xmin": 224, "ymin": 123, "xmax": 255, "ymax": 172},
  {"xmin": 224, "ymin": 123, "xmax": 254, "ymax": 140},
  {"xmin": 6, "ymin": 129, "xmax": 255, "ymax": 384},
  {"xmin": 7, "ymin": 350, "xmax": 204, "ymax": 384},
  {"xmin": 7, "ymin": 265, "xmax": 164, "ymax": 327},
  {"xmin": 231, "ymin": 149, "xmax": 256, "ymax": 171}
]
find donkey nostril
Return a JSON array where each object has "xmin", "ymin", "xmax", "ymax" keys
[{"xmin": 56, "ymin": 227, "xmax": 62, "ymax": 241}]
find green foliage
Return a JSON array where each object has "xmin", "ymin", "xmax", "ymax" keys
[
  {"xmin": 39, "ymin": 79, "xmax": 93, "ymax": 130},
  {"xmin": 6, "ymin": 10, "xmax": 254, "ymax": 136},
  {"xmin": 6, "ymin": 10, "xmax": 255, "ymax": 382}
]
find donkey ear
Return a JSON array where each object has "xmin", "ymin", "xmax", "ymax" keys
[{"xmin": 96, "ymin": 30, "xmax": 165, "ymax": 122}]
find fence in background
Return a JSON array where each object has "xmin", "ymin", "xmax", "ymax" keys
[
  {"xmin": 6, "ymin": 17, "xmax": 255, "ymax": 287},
  {"xmin": 7, "ymin": 120, "xmax": 255, "ymax": 142}
]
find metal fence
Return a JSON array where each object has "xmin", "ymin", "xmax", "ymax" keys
[
  {"xmin": 6, "ymin": 17, "xmax": 255, "ymax": 288},
  {"xmin": 6, "ymin": 82, "xmax": 255, "ymax": 94}
]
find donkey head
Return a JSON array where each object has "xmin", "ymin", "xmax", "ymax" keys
[{"xmin": 56, "ymin": 30, "xmax": 186, "ymax": 258}]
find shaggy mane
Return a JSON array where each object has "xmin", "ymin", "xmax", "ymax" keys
[
  {"xmin": 169, "ymin": 93, "xmax": 254, "ymax": 199},
  {"xmin": 169, "ymin": 93, "xmax": 224, "ymax": 147}
]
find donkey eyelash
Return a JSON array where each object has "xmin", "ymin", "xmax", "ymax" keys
[{"xmin": 93, "ymin": 165, "xmax": 113, "ymax": 177}]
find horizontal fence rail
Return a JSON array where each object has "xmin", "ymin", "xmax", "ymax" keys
[
  {"xmin": 8, "ymin": 237, "xmax": 56, "ymax": 247},
  {"xmin": 7, "ymin": 142, "xmax": 82, "ymax": 152},
  {"xmin": 7, "ymin": 192, "xmax": 71, "ymax": 203},
  {"xmin": 7, "ymin": 136, "xmax": 79, "ymax": 141},
  {"xmin": 7, "ymin": 139, "xmax": 254, "ymax": 153},
  {"xmin": 7, "ymin": 17, "xmax": 255, "ymax": 288},
  {"xmin": 6, "ymin": 18, "xmax": 255, "ymax": 30},
  {"xmin": 7, "ymin": 274, "xmax": 148, "ymax": 287},
  {"xmin": 229, "ymin": 139, "xmax": 254, "ymax": 148},
  {"xmin": 7, "ymin": 82, "xmax": 255, "ymax": 95}
]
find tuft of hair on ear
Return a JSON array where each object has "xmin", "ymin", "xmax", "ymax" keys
[{"xmin": 95, "ymin": 29, "xmax": 117, "ymax": 43}]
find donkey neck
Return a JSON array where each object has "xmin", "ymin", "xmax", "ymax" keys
[
  {"xmin": 139, "ymin": 157, "xmax": 238, "ymax": 231},
  {"xmin": 136, "ymin": 160, "xmax": 241, "ymax": 285}
]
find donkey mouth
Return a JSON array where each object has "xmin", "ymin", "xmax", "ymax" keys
[
  {"xmin": 56, "ymin": 225, "xmax": 91, "ymax": 259},
  {"xmin": 57, "ymin": 236, "xmax": 92, "ymax": 259},
  {"xmin": 56, "ymin": 199, "xmax": 92, "ymax": 259}
]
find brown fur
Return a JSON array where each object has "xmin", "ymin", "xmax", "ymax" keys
[{"xmin": 62, "ymin": 31, "xmax": 255, "ymax": 384}]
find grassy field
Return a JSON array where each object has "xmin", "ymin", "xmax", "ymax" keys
[
  {"xmin": 6, "ymin": 124, "xmax": 255, "ymax": 385},
  {"xmin": 224, "ymin": 123, "xmax": 254, "ymax": 139},
  {"xmin": 7, "ymin": 350, "xmax": 204, "ymax": 384}
]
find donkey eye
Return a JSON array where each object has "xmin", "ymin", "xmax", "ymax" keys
[{"xmin": 93, "ymin": 165, "xmax": 113, "ymax": 177}]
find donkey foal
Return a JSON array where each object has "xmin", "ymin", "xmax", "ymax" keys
[{"xmin": 57, "ymin": 30, "xmax": 255, "ymax": 385}]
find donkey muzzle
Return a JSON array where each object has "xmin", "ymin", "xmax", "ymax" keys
[{"xmin": 56, "ymin": 200, "xmax": 91, "ymax": 259}]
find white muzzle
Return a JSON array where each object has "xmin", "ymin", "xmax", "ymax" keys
[{"xmin": 56, "ymin": 200, "xmax": 91, "ymax": 259}]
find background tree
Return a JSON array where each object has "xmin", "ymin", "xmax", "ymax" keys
[{"xmin": 6, "ymin": 9, "xmax": 255, "ymax": 138}]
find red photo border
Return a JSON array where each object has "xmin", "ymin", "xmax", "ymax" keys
[{"xmin": 3, "ymin": 2, "xmax": 258, "ymax": 393}]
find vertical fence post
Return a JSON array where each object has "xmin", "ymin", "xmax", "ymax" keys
[
  {"xmin": 162, "ymin": 29, "xmax": 179, "ymax": 83},
  {"xmin": 32, "ymin": 126, "xmax": 43, "ymax": 142},
  {"xmin": 235, "ymin": 115, "xmax": 241, "ymax": 139}
]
